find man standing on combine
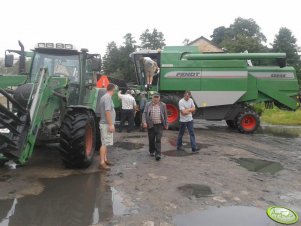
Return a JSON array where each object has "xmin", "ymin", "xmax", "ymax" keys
[
  {"xmin": 142, "ymin": 93, "xmax": 168, "ymax": 161},
  {"xmin": 177, "ymin": 90, "xmax": 200, "ymax": 153},
  {"xmin": 141, "ymin": 57, "xmax": 160, "ymax": 89},
  {"xmin": 99, "ymin": 83, "xmax": 116, "ymax": 171}
]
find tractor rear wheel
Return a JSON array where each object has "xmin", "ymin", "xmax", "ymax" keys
[
  {"xmin": 226, "ymin": 120, "xmax": 237, "ymax": 129},
  {"xmin": 59, "ymin": 109, "xmax": 96, "ymax": 168},
  {"xmin": 236, "ymin": 109, "xmax": 260, "ymax": 134},
  {"xmin": 161, "ymin": 94, "xmax": 180, "ymax": 130}
]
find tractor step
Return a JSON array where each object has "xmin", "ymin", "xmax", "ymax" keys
[{"xmin": 0, "ymin": 88, "xmax": 30, "ymax": 161}]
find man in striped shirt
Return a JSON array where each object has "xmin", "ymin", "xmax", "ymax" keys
[
  {"xmin": 142, "ymin": 93, "xmax": 168, "ymax": 161},
  {"xmin": 118, "ymin": 90, "xmax": 136, "ymax": 133}
]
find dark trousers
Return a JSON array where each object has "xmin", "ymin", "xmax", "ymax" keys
[
  {"xmin": 177, "ymin": 120, "xmax": 197, "ymax": 150},
  {"xmin": 148, "ymin": 124, "xmax": 163, "ymax": 156},
  {"xmin": 119, "ymin": 109, "xmax": 134, "ymax": 132}
]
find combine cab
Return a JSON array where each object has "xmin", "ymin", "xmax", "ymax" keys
[
  {"xmin": 130, "ymin": 46, "xmax": 300, "ymax": 133},
  {"xmin": 0, "ymin": 42, "xmax": 102, "ymax": 167}
]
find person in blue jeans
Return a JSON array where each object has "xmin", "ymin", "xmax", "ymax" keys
[{"xmin": 177, "ymin": 90, "xmax": 200, "ymax": 153}]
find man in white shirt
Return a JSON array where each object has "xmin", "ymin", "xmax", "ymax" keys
[
  {"xmin": 118, "ymin": 90, "xmax": 136, "ymax": 133},
  {"xmin": 177, "ymin": 90, "xmax": 200, "ymax": 153}
]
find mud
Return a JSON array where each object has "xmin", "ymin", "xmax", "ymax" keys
[
  {"xmin": 0, "ymin": 120, "xmax": 301, "ymax": 226},
  {"xmin": 163, "ymin": 150, "xmax": 196, "ymax": 157},
  {"xmin": 114, "ymin": 141, "xmax": 144, "ymax": 150}
]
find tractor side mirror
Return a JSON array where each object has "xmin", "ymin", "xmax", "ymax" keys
[
  {"xmin": 5, "ymin": 53, "xmax": 14, "ymax": 67},
  {"xmin": 92, "ymin": 57, "xmax": 101, "ymax": 72}
]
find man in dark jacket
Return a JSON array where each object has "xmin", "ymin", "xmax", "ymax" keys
[{"xmin": 142, "ymin": 93, "xmax": 168, "ymax": 161}]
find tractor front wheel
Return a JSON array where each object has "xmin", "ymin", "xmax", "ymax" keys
[
  {"xmin": 236, "ymin": 109, "xmax": 260, "ymax": 134},
  {"xmin": 59, "ymin": 109, "xmax": 96, "ymax": 168},
  {"xmin": 161, "ymin": 94, "xmax": 180, "ymax": 130}
]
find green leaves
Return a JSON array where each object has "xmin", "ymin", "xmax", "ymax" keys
[
  {"xmin": 272, "ymin": 27, "xmax": 301, "ymax": 81},
  {"xmin": 211, "ymin": 17, "xmax": 267, "ymax": 53},
  {"xmin": 102, "ymin": 29, "xmax": 166, "ymax": 81},
  {"xmin": 139, "ymin": 28, "xmax": 166, "ymax": 50}
]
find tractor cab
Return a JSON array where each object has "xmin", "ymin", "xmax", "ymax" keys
[
  {"xmin": 129, "ymin": 50, "xmax": 160, "ymax": 87},
  {"xmin": 31, "ymin": 43, "xmax": 80, "ymax": 83}
]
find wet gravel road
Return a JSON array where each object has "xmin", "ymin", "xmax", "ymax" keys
[{"xmin": 0, "ymin": 120, "xmax": 301, "ymax": 226}]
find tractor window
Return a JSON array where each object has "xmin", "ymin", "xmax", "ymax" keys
[{"xmin": 30, "ymin": 53, "xmax": 79, "ymax": 83}]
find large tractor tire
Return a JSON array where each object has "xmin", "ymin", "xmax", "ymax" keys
[
  {"xmin": 226, "ymin": 120, "xmax": 237, "ymax": 129},
  {"xmin": 59, "ymin": 109, "xmax": 96, "ymax": 168},
  {"xmin": 236, "ymin": 109, "xmax": 260, "ymax": 134},
  {"xmin": 161, "ymin": 94, "xmax": 180, "ymax": 130}
]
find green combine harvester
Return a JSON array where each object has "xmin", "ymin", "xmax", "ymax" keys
[
  {"xmin": 0, "ymin": 41, "xmax": 103, "ymax": 167},
  {"xmin": 129, "ymin": 46, "xmax": 300, "ymax": 132}
]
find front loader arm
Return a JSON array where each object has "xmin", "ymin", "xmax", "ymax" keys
[
  {"xmin": 19, "ymin": 69, "xmax": 69, "ymax": 164},
  {"xmin": 0, "ymin": 68, "xmax": 68, "ymax": 165}
]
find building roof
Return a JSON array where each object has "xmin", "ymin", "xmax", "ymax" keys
[{"xmin": 188, "ymin": 36, "xmax": 223, "ymax": 52}]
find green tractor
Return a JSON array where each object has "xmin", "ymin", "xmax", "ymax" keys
[
  {"xmin": 129, "ymin": 46, "xmax": 300, "ymax": 133},
  {"xmin": 0, "ymin": 41, "xmax": 103, "ymax": 168}
]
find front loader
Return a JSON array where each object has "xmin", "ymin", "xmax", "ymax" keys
[{"xmin": 0, "ymin": 42, "xmax": 103, "ymax": 168}]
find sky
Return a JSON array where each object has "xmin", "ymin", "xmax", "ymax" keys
[{"xmin": 1, "ymin": 0, "xmax": 300, "ymax": 56}]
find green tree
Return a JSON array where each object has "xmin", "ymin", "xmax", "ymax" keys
[
  {"xmin": 102, "ymin": 34, "xmax": 138, "ymax": 82},
  {"xmin": 211, "ymin": 17, "xmax": 267, "ymax": 53},
  {"xmin": 139, "ymin": 28, "xmax": 166, "ymax": 49},
  {"xmin": 272, "ymin": 27, "xmax": 301, "ymax": 77},
  {"xmin": 182, "ymin": 38, "xmax": 190, "ymax": 46},
  {"xmin": 210, "ymin": 26, "xmax": 227, "ymax": 45},
  {"xmin": 119, "ymin": 33, "xmax": 137, "ymax": 82},
  {"xmin": 102, "ymin": 41, "xmax": 120, "ymax": 76}
]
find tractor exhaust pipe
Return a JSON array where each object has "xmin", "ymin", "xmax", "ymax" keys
[{"xmin": 18, "ymin": 40, "xmax": 26, "ymax": 74}]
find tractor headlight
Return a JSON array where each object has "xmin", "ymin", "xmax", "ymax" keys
[
  {"xmin": 46, "ymin": 43, "xmax": 54, "ymax": 48},
  {"xmin": 56, "ymin": 43, "xmax": 64, "ymax": 49},
  {"xmin": 65, "ymin": 44, "xmax": 73, "ymax": 49},
  {"xmin": 37, "ymin": 43, "xmax": 45, "ymax": 48}
]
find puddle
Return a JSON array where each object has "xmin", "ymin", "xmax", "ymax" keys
[
  {"xmin": 168, "ymin": 138, "xmax": 212, "ymax": 149},
  {"xmin": 163, "ymin": 150, "xmax": 197, "ymax": 157},
  {"xmin": 233, "ymin": 158, "xmax": 283, "ymax": 174},
  {"xmin": 115, "ymin": 141, "xmax": 144, "ymax": 150},
  {"xmin": 0, "ymin": 173, "xmax": 137, "ymax": 226},
  {"xmin": 178, "ymin": 184, "xmax": 212, "ymax": 198},
  {"xmin": 260, "ymin": 125, "xmax": 301, "ymax": 138},
  {"xmin": 173, "ymin": 206, "xmax": 277, "ymax": 226},
  {"xmin": 124, "ymin": 135, "xmax": 147, "ymax": 139}
]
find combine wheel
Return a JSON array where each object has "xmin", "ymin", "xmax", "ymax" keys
[
  {"xmin": 59, "ymin": 109, "xmax": 96, "ymax": 168},
  {"xmin": 236, "ymin": 109, "xmax": 260, "ymax": 134},
  {"xmin": 160, "ymin": 94, "xmax": 180, "ymax": 130}
]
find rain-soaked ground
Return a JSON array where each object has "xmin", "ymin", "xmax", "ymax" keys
[{"xmin": 0, "ymin": 120, "xmax": 301, "ymax": 226}]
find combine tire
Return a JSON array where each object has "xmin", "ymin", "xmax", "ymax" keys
[
  {"xmin": 236, "ymin": 109, "xmax": 260, "ymax": 134},
  {"xmin": 161, "ymin": 94, "xmax": 180, "ymax": 130},
  {"xmin": 226, "ymin": 120, "xmax": 237, "ymax": 129},
  {"xmin": 59, "ymin": 109, "xmax": 96, "ymax": 168}
]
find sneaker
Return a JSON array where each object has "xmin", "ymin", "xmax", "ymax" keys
[
  {"xmin": 177, "ymin": 147, "xmax": 185, "ymax": 152},
  {"xmin": 155, "ymin": 155, "xmax": 161, "ymax": 161},
  {"xmin": 150, "ymin": 153, "xmax": 155, "ymax": 157}
]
